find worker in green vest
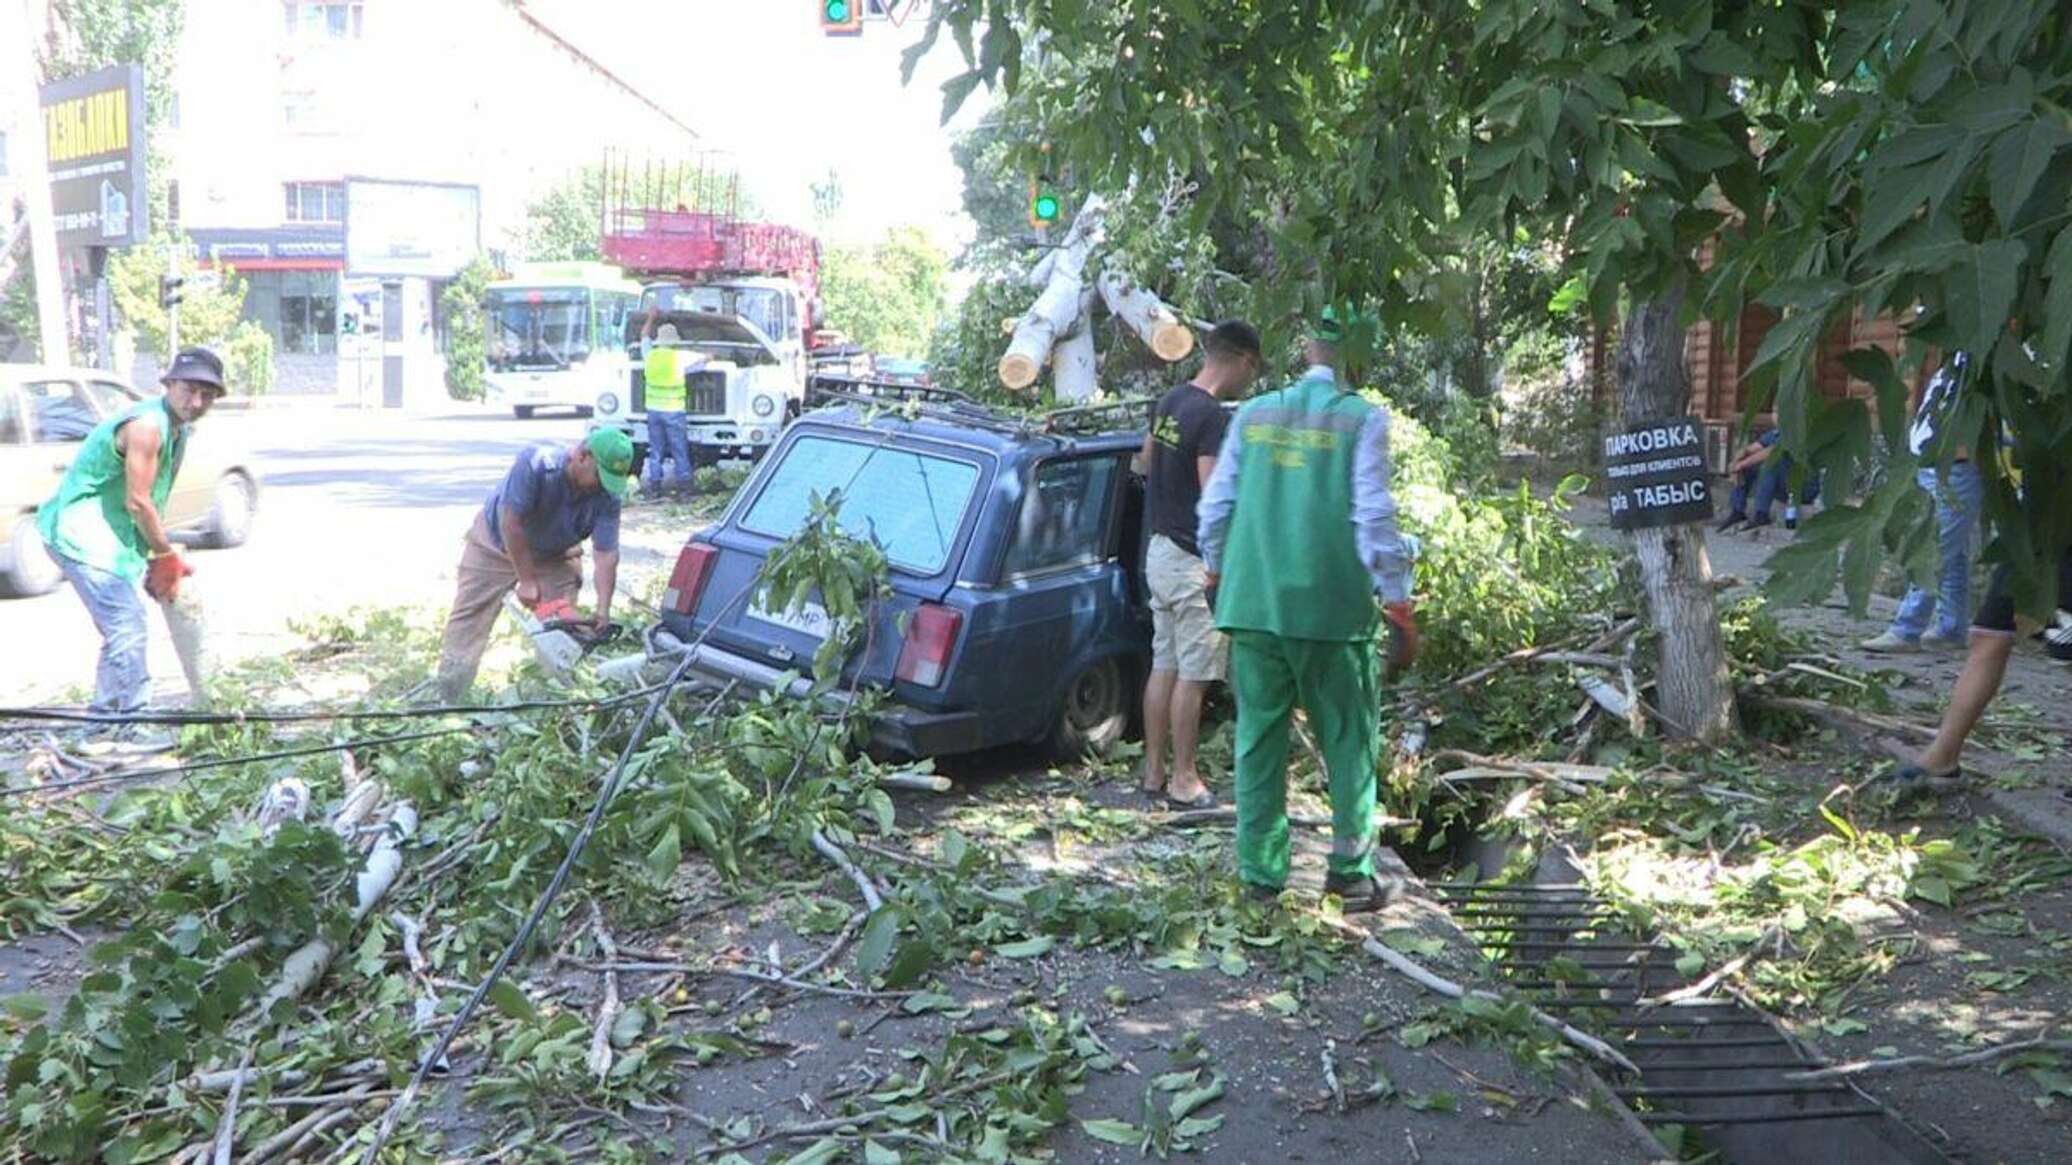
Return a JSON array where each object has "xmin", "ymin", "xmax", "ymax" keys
[
  {"xmin": 1197, "ymin": 310, "xmax": 1419, "ymax": 910},
  {"xmin": 37, "ymin": 347, "xmax": 228, "ymax": 715},
  {"xmin": 640, "ymin": 306, "xmax": 698, "ymax": 499}
]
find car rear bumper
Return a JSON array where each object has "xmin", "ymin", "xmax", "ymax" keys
[{"xmin": 647, "ymin": 625, "xmax": 987, "ymax": 757}]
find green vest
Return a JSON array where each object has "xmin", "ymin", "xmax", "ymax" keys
[
  {"xmin": 643, "ymin": 344, "xmax": 686, "ymax": 411},
  {"xmin": 37, "ymin": 398, "xmax": 187, "ymax": 583},
  {"xmin": 1216, "ymin": 374, "xmax": 1378, "ymax": 641}
]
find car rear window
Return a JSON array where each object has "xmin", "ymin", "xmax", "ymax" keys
[{"xmin": 740, "ymin": 434, "xmax": 981, "ymax": 575}]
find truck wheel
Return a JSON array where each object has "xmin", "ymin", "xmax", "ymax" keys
[
  {"xmin": 1047, "ymin": 656, "xmax": 1129, "ymax": 760},
  {"xmin": 0, "ymin": 515, "xmax": 63, "ymax": 599},
  {"xmin": 513, "ymin": 406, "xmax": 536, "ymax": 419}
]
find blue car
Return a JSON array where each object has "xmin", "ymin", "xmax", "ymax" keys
[{"xmin": 649, "ymin": 393, "xmax": 1153, "ymax": 759}]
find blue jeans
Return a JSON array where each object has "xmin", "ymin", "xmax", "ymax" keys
[
  {"xmin": 1729, "ymin": 454, "xmax": 1820, "ymax": 519},
  {"xmin": 644, "ymin": 409, "xmax": 692, "ymax": 489},
  {"xmin": 1889, "ymin": 462, "xmax": 1983, "ymax": 641},
  {"xmin": 48, "ymin": 547, "xmax": 150, "ymax": 713}
]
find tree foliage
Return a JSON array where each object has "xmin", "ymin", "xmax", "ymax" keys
[
  {"xmin": 821, "ymin": 226, "xmax": 949, "ymax": 359},
  {"xmin": 442, "ymin": 256, "xmax": 496, "ymax": 401},
  {"xmin": 910, "ymin": 0, "xmax": 2072, "ymax": 612},
  {"xmin": 105, "ymin": 236, "xmax": 274, "ymax": 394}
]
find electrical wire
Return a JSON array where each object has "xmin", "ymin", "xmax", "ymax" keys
[
  {"xmin": 0, "ymin": 725, "xmax": 476, "ymax": 799},
  {"xmin": 0, "ymin": 683, "xmax": 674, "ymax": 728}
]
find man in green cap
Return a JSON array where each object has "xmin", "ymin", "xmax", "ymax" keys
[
  {"xmin": 38, "ymin": 346, "xmax": 228, "ymax": 715},
  {"xmin": 436, "ymin": 428, "xmax": 632, "ymax": 700},
  {"xmin": 1197, "ymin": 309, "xmax": 1419, "ymax": 909}
]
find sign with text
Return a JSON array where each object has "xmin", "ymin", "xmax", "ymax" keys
[
  {"xmin": 1604, "ymin": 416, "xmax": 1713, "ymax": 531},
  {"xmin": 344, "ymin": 178, "xmax": 480, "ymax": 278},
  {"xmin": 40, "ymin": 65, "xmax": 148, "ymax": 248}
]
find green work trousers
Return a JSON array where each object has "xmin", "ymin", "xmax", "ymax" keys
[{"xmin": 1230, "ymin": 631, "xmax": 1379, "ymax": 890}]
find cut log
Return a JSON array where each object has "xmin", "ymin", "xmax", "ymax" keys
[
  {"xmin": 999, "ymin": 195, "xmax": 1106, "ymax": 390},
  {"xmin": 1053, "ymin": 289, "xmax": 1100, "ymax": 403},
  {"xmin": 1097, "ymin": 271, "xmax": 1195, "ymax": 363}
]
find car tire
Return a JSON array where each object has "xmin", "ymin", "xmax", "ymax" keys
[
  {"xmin": 0, "ymin": 515, "xmax": 63, "ymax": 599},
  {"xmin": 198, "ymin": 472, "xmax": 258, "ymax": 549},
  {"xmin": 1047, "ymin": 656, "xmax": 1130, "ymax": 760},
  {"xmin": 514, "ymin": 406, "xmax": 536, "ymax": 419}
]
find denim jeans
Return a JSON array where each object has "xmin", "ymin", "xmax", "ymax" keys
[
  {"xmin": 1889, "ymin": 462, "xmax": 1984, "ymax": 641},
  {"xmin": 644, "ymin": 409, "xmax": 693, "ymax": 489},
  {"xmin": 48, "ymin": 546, "xmax": 150, "ymax": 713},
  {"xmin": 1729, "ymin": 454, "xmax": 1820, "ymax": 520}
]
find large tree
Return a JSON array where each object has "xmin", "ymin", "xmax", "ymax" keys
[
  {"xmin": 907, "ymin": 0, "xmax": 2072, "ymax": 740},
  {"xmin": 821, "ymin": 226, "xmax": 950, "ymax": 359}
]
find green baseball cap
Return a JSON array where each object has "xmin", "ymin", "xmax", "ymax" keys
[
  {"xmin": 586, "ymin": 427, "xmax": 635, "ymax": 498},
  {"xmin": 1312, "ymin": 304, "xmax": 1355, "ymax": 343}
]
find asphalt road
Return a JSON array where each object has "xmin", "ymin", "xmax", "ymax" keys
[{"xmin": 0, "ymin": 403, "xmax": 649, "ymax": 706}]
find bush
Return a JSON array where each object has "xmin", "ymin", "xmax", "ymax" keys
[
  {"xmin": 442, "ymin": 257, "xmax": 494, "ymax": 402},
  {"xmin": 220, "ymin": 320, "xmax": 275, "ymax": 396}
]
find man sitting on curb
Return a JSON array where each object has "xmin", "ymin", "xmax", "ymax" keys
[{"xmin": 435, "ymin": 429, "xmax": 632, "ymax": 701}]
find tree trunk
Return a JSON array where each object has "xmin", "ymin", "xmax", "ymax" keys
[
  {"xmin": 999, "ymin": 195, "xmax": 1107, "ymax": 390},
  {"xmin": 1614, "ymin": 280, "xmax": 1735, "ymax": 741},
  {"xmin": 1053, "ymin": 289, "xmax": 1100, "ymax": 403},
  {"xmin": 1096, "ymin": 272, "xmax": 1195, "ymax": 363}
]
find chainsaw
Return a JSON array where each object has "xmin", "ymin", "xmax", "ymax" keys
[{"xmin": 501, "ymin": 593, "xmax": 625, "ymax": 677}]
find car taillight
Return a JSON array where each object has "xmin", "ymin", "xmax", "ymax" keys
[
  {"xmin": 664, "ymin": 543, "xmax": 718, "ymax": 615},
  {"xmin": 895, "ymin": 604, "xmax": 962, "ymax": 687}
]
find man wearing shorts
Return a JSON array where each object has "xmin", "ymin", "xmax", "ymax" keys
[
  {"xmin": 1136, "ymin": 321, "xmax": 1262, "ymax": 806},
  {"xmin": 1886, "ymin": 543, "xmax": 2072, "ymax": 787}
]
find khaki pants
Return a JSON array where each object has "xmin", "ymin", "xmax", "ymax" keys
[{"xmin": 436, "ymin": 517, "xmax": 583, "ymax": 701}]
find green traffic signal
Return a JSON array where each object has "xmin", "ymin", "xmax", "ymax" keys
[
  {"xmin": 1032, "ymin": 193, "xmax": 1060, "ymax": 222},
  {"xmin": 826, "ymin": 0, "xmax": 850, "ymax": 20}
]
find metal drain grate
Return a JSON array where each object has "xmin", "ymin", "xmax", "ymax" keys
[{"xmin": 1431, "ymin": 881, "xmax": 1954, "ymax": 1162}]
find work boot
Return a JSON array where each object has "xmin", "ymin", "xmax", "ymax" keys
[
  {"xmin": 1858, "ymin": 631, "xmax": 1919, "ymax": 654},
  {"xmin": 1715, "ymin": 512, "xmax": 1747, "ymax": 533},
  {"xmin": 1323, "ymin": 872, "xmax": 1403, "ymax": 913}
]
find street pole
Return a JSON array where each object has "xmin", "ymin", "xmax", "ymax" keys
[
  {"xmin": 6, "ymin": 0, "xmax": 71, "ymax": 363},
  {"xmin": 165, "ymin": 244, "xmax": 179, "ymax": 354}
]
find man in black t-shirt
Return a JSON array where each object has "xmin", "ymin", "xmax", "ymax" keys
[{"xmin": 1135, "ymin": 320, "xmax": 1262, "ymax": 806}]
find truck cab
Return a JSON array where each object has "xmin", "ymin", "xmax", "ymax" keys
[{"xmin": 590, "ymin": 279, "xmax": 812, "ymax": 471}]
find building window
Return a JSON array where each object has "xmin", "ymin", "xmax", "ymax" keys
[
  {"xmin": 167, "ymin": 180, "xmax": 181, "ymax": 227},
  {"xmin": 243, "ymin": 270, "xmax": 338, "ymax": 356},
  {"xmin": 285, "ymin": 2, "xmax": 364, "ymax": 40},
  {"xmin": 284, "ymin": 182, "xmax": 345, "ymax": 223}
]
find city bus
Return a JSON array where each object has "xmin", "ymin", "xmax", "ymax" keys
[{"xmin": 482, "ymin": 262, "xmax": 642, "ymax": 418}]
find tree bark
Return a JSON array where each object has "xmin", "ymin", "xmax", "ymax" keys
[
  {"xmin": 1614, "ymin": 279, "xmax": 1735, "ymax": 741},
  {"xmin": 1096, "ymin": 272, "xmax": 1195, "ymax": 363},
  {"xmin": 1053, "ymin": 289, "xmax": 1100, "ymax": 403}
]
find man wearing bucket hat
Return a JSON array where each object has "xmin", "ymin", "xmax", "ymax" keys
[
  {"xmin": 37, "ymin": 346, "xmax": 228, "ymax": 715},
  {"xmin": 435, "ymin": 427, "xmax": 633, "ymax": 700},
  {"xmin": 1197, "ymin": 307, "xmax": 1418, "ymax": 911},
  {"xmin": 640, "ymin": 304, "xmax": 701, "ymax": 500}
]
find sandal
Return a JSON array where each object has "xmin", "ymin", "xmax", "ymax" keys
[
  {"xmin": 1165, "ymin": 788, "xmax": 1217, "ymax": 810},
  {"xmin": 1878, "ymin": 762, "xmax": 1969, "ymax": 794}
]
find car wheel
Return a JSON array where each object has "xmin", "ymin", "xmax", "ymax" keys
[
  {"xmin": 1047, "ymin": 656, "xmax": 1129, "ymax": 760},
  {"xmin": 514, "ymin": 406, "xmax": 536, "ymax": 419},
  {"xmin": 199, "ymin": 472, "xmax": 258, "ymax": 549},
  {"xmin": 0, "ymin": 515, "xmax": 63, "ymax": 598}
]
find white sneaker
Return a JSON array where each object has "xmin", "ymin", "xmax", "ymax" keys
[
  {"xmin": 2045, "ymin": 610, "xmax": 2072, "ymax": 663},
  {"xmin": 1919, "ymin": 630, "xmax": 1967, "ymax": 652},
  {"xmin": 1859, "ymin": 631, "xmax": 1919, "ymax": 653}
]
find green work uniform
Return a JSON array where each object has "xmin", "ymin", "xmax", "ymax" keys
[
  {"xmin": 643, "ymin": 343, "xmax": 686, "ymax": 411},
  {"xmin": 1214, "ymin": 372, "xmax": 1382, "ymax": 890},
  {"xmin": 37, "ymin": 398, "xmax": 187, "ymax": 583}
]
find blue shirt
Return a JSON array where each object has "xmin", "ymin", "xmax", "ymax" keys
[
  {"xmin": 1196, "ymin": 365, "xmax": 1413, "ymax": 603},
  {"xmin": 481, "ymin": 443, "xmax": 621, "ymax": 560}
]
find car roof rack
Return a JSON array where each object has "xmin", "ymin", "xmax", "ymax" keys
[{"xmin": 805, "ymin": 376, "xmax": 1156, "ymax": 440}]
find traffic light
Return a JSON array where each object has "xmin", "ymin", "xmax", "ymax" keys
[
  {"xmin": 820, "ymin": 0, "xmax": 861, "ymax": 35},
  {"xmin": 159, "ymin": 274, "xmax": 185, "ymax": 309},
  {"xmin": 1028, "ymin": 177, "xmax": 1062, "ymax": 228}
]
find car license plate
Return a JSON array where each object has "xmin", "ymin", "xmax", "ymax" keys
[{"xmin": 748, "ymin": 598, "xmax": 831, "ymax": 640}]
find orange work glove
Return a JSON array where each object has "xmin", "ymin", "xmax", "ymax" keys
[
  {"xmin": 1382, "ymin": 600, "xmax": 1419, "ymax": 679},
  {"xmin": 145, "ymin": 551, "xmax": 193, "ymax": 602}
]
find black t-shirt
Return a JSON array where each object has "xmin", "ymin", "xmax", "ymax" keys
[{"xmin": 1146, "ymin": 382, "xmax": 1228, "ymax": 557}]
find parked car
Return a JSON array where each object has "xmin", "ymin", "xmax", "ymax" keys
[
  {"xmin": 0, "ymin": 365, "xmax": 259, "ymax": 598},
  {"xmin": 648, "ymin": 395, "xmax": 1155, "ymax": 759},
  {"xmin": 872, "ymin": 356, "xmax": 930, "ymax": 387}
]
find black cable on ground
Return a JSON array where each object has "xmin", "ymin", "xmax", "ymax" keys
[
  {"xmin": 0, "ymin": 683, "xmax": 673, "ymax": 728},
  {"xmin": 0, "ymin": 725, "xmax": 475, "ymax": 798}
]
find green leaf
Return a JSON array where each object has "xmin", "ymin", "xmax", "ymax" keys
[
  {"xmin": 994, "ymin": 935, "xmax": 1055, "ymax": 959},
  {"xmin": 1153, "ymin": 1069, "xmax": 1200, "ymax": 1092},
  {"xmin": 1946, "ymin": 240, "xmax": 2027, "ymax": 360},
  {"xmin": 2, "ymin": 995, "xmax": 49, "ymax": 1021},
  {"xmin": 1216, "ymin": 948, "xmax": 1250, "ymax": 977},
  {"xmin": 881, "ymin": 941, "xmax": 934, "ymax": 990},
  {"xmin": 1263, "ymin": 991, "xmax": 1300, "ymax": 1017},
  {"xmin": 2042, "ymin": 229, "xmax": 2072, "ymax": 377},
  {"xmin": 1381, "ymin": 929, "xmax": 1446, "ymax": 958},
  {"xmin": 1675, "ymin": 952, "xmax": 1705, "ymax": 977},
  {"xmin": 1170, "ymin": 1073, "xmax": 1226, "ymax": 1121},
  {"xmin": 1406, "ymin": 1090, "xmax": 1459, "ymax": 1112},
  {"xmin": 940, "ymin": 71, "xmax": 984, "ymax": 126},
  {"xmin": 487, "ymin": 979, "xmax": 536, "ymax": 1023},
  {"xmin": 1911, "ymin": 875, "xmax": 1953, "ymax": 908},
  {"xmin": 1081, "ymin": 1117, "xmax": 1143, "ymax": 1145},
  {"xmin": 645, "ymin": 823, "xmax": 681, "ymax": 882},
  {"xmin": 779, "ymin": 1138, "xmax": 845, "ymax": 1165},
  {"xmin": 864, "ymin": 788, "xmax": 895, "ymax": 837},
  {"xmin": 1175, "ymin": 1114, "xmax": 1227, "ymax": 1139},
  {"xmin": 854, "ymin": 907, "xmax": 901, "ymax": 981},
  {"xmin": 1988, "ymin": 120, "xmax": 2071, "ymax": 228},
  {"xmin": 864, "ymin": 1141, "xmax": 902, "ymax": 1165}
]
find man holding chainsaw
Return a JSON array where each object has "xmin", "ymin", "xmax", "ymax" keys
[
  {"xmin": 37, "ymin": 346, "xmax": 227, "ymax": 716},
  {"xmin": 1197, "ymin": 308, "xmax": 1418, "ymax": 912},
  {"xmin": 435, "ymin": 428, "xmax": 634, "ymax": 701}
]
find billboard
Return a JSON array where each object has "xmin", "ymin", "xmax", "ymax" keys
[
  {"xmin": 344, "ymin": 178, "xmax": 481, "ymax": 278},
  {"xmin": 41, "ymin": 65, "xmax": 148, "ymax": 248}
]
